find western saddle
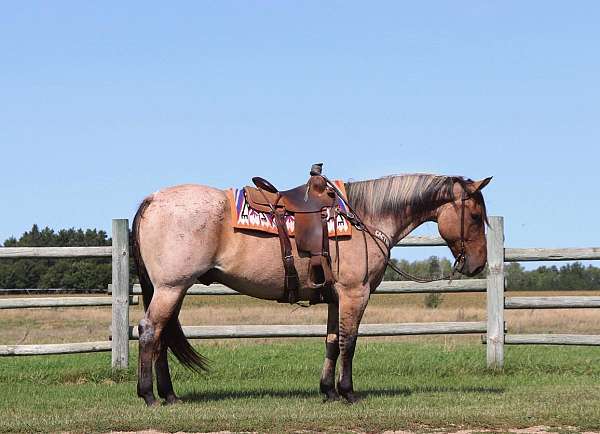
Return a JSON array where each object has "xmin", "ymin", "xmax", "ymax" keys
[{"xmin": 244, "ymin": 163, "xmax": 341, "ymax": 304}]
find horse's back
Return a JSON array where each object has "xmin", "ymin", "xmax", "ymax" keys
[{"xmin": 149, "ymin": 183, "xmax": 227, "ymax": 209}]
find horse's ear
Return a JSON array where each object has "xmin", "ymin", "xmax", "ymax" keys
[{"xmin": 468, "ymin": 177, "xmax": 492, "ymax": 193}]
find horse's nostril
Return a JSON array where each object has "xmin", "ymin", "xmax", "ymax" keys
[{"xmin": 471, "ymin": 264, "xmax": 485, "ymax": 276}]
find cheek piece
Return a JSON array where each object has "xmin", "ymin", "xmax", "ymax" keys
[
  {"xmin": 372, "ymin": 190, "xmax": 471, "ymax": 283},
  {"xmin": 452, "ymin": 191, "xmax": 469, "ymax": 274}
]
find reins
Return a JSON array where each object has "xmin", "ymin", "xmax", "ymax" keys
[
  {"xmin": 383, "ymin": 192, "xmax": 468, "ymax": 283},
  {"xmin": 323, "ymin": 175, "xmax": 469, "ymax": 284}
]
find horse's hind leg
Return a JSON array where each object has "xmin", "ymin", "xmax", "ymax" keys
[
  {"xmin": 155, "ymin": 303, "xmax": 184, "ymax": 404},
  {"xmin": 137, "ymin": 286, "xmax": 187, "ymax": 406},
  {"xmin": 155, "ymin": 340, "xmax": 179, "ymax": 404},
  {"xmin": 320, "ymin": 302, "xmax": 340, "ymax": 401},
  {"xmin": 137, "ymin": 318, "xmax": 157, "ymax": 406}
]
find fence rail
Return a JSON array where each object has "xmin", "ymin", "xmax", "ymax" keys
[
  {"xmin": 0, "ymin": 288, "xmax": 107, "ymax": 294},
  {"xmin": 504, "ymin": 334, "xmax": 600, "ymax": 346},
  {"xmin": 108, "ymin": 279, "xmax": 488, "ymax": 296},
  {"xmin": 0, "ymin": 296, "xmax": 138, "ymax": 309},
  {"xmin": 0, "ymin": 341, "xmax": 111, "ymax": 356},
  {"xmin": 395, "ymin": 236, "xmax": 446, "ymax": 246},
  {"xmin": 0, "ymin": 246, "xmax": 112, "ymax": 258},
  {"xmin": 504, "ymin": 247, "xmax": 600, "ymax": 262},
  {"xmin": 1, "ymin": 216, "xmax": 600, "ymax": 370},
  {"xmin": 127, "ymin": 322, "xmax": 488, "ymax": 340},
  {"xmin": 505, "ymin": 296, "xmax": 600, "ymax": 309}
]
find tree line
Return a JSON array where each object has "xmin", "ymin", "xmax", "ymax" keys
[
  {"xmin": 2, "ymin": 225, "xmax": 600, "ymax": 291},
  {"xmin": 0, "ymin": 225, "xmax": 114, "ymax": 289},
  {"xmin": 383, "ymin": 256, "xmax": 600, "ymax": 291}
]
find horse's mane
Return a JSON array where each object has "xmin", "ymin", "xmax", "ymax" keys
[{"xmin": 345, "ymin": 174, "xmax": 488, "ymax": 223}]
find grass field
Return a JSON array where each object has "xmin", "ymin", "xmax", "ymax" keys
[
  {"xmin": 2, "ymin": 342, "xmax": 600, "ymax": 433},
  {"xmin": 3, "ymin": 290, "xmax": 600, "ymax": 432}
]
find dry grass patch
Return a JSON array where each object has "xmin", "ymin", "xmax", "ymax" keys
[{"xmin": 1, "ymin": 291, "xmax": 599, "ymax": 345}]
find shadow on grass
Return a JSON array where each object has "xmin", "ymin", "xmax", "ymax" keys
[{"xmin": 180, "ymin": 385, "xmax": 504, "ymax": 402}]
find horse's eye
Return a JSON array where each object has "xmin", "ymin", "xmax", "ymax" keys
[{"xmin": 471, "ymin": 213, "xmax": 481, "ymax": 222}]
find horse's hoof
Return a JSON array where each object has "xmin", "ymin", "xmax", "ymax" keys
[
  {"xmin": 145, "ymin": 398, "xmax": 160, "ymax": 407},
  {"xmin": 320, "ymin": 382, "xmax": 340, "ymax": 402},
  {"xmin": 322, "ymin": 390, "xmax": 340, "ymax": 403},
  {"xmin": 341, "ymin": 391, "xmax": 360, "ymax": 404},
  {"xmin": 337, "ymin": 382, "xmax": 360, "ymax": 404},
  {"xmin": 163, "ymin": 395, "xmax": 182, "ymax": 405}
]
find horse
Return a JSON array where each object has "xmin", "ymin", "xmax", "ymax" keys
[{"xmin": 131, "ymin": 172, "xmax": 492, "ymax": 406}]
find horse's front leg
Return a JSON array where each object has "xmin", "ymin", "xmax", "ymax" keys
[
  {"xmin": 320, "ymin": 302, "xmax": 340, "ymax": 401},
  {"xmin": 336, "ymin": 284, "xmax": 370, "ymax": 403}
]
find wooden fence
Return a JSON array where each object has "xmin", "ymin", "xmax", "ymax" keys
[{"xmin": 1, "ymin": 216, "xmax": 599, "ymax": 370}]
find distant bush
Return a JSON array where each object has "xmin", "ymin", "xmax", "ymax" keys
[{"xmin": 424, "ymin": 293, "xmax": 443, "ymax": 309}]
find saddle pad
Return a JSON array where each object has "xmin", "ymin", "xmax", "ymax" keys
[{"xmin": 227, "ymin": 180, "xmax": 352, "ymax": 237}]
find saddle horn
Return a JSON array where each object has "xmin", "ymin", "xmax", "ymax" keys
[{"xmin": 310, "ymin": 163, "xmax": 323, "ymax": 176}]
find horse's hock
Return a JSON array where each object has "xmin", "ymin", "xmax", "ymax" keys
[{"xmin": 2, "ymin": 216, "xmax": 600, "ymax": 368}]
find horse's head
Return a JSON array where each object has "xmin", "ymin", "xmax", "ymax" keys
[{"xmin": 436, "ymin": 177, "xmax": 492, "ymax": 277}]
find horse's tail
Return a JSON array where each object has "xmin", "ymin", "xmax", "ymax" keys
[{"xmin": 131, "ymin": 196, "xmax": 210, "ymax": 373}]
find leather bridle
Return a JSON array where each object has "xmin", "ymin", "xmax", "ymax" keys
[
  {"xmin": 372, "ymin": 190, "xmax": 469, "ymax": 283},
  {"xmin": 450, "ymin": 190, "xmax": 470, "ymax": 275},
  {"xmin": 324, "ymin": 175, "xmax": 471, "ymax": 283}
]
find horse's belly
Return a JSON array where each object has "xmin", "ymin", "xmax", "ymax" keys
[
  {"xmin": 212, "ymin": 261, "xmax": 316, "ymax": 302},
  {"xmin": 213, "ymin": 228, "xmax": 317, "ymax": 301}
]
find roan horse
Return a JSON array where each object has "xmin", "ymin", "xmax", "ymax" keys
[{"xmin": 131, "ymin": 172, "xmax": 492, "ymax": 406}]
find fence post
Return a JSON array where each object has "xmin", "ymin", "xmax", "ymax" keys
[
  {"xmin": 111, "ymin": 219, "xmax": 130, "ymax": 370},
  {"xmin": 486, "ymin": 215, "xmax": 505, "ymax": 369}
]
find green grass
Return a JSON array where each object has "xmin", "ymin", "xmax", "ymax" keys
[{"xmin": 1, "ymin": 341, "xmax": 600, "ymax": 433}]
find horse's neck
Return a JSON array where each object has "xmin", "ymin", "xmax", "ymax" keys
[
  {"xmin": 395, "ymin": 212, "xmax": 437, "ymax": 242},
  {"xmin": 345, "ymin": 175, "xmax": 455, "ymax": 244},
  {"xmin": 361, "ymin": 201, "xmax": 443, "ymax": 245}
]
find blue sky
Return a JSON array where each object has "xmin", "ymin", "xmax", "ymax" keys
[{"xmin": 1, "ymin": 2, "xmax": 598, "ymax": 263}]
